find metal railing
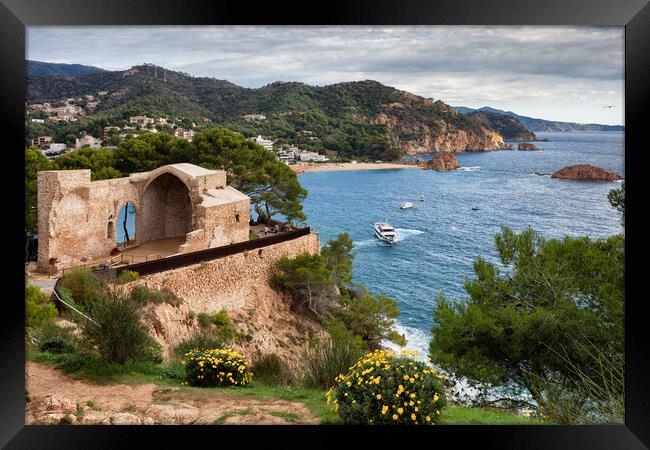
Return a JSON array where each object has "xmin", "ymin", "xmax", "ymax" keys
[
  {"xmin": 50, "ymin": 277, "xmax": 98, "ymax": 324},
  {"xmin": 110, "ymin": 226, "xmax": 311, "ymax": 278}
]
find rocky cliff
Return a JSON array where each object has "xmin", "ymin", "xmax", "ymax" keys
[
  {"xmin": 418, "ymin": 151, "xmax": 460, "ymax": 171},
  {"xmin": 551, "ymin": 164, "xmax": 621, "ymax": 181},
  {"xmin": 518, "ymin": 143, "xmax": 539, "ymax": 151}
]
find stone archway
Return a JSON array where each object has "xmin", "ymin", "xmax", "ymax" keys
[{"xmin": 140, "ymin": 172, "xmax": 193, "ymax": 244}]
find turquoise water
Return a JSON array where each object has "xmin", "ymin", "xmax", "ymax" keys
[{"xmin": 298, "ymin": 132, "xmax": 624, "ymax": 358}]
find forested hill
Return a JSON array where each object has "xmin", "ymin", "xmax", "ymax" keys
[
  {"xmin": 26, "ymin": 64, "xmax": 535, "ymax": 159},
  {"xmin": 454, "ymin": 106, "xmax": 624, "ymax": 132},
  {"xmin": 26, "ymin": 60, "xmax": 107, "ymax": 77}
]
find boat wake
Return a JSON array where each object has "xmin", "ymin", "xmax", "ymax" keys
[
  {"xmin": 394, "ymin": 228, "xmax": 425, "ymax": 242},
  {"xmin": 458, "ymin": 166, "xmax": 481, "ymax": 172}
]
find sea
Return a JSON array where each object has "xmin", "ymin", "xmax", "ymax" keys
[{"xmin": 298, "ymin": 131, "xmax": 625, "ymax": 361}]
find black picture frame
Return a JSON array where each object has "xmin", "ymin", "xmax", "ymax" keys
[{"xmin": 2, "ymin": 0, "xmax": 648, "ymax": 448}]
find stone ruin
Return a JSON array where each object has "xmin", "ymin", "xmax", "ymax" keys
[{"xmin": 37, "ymin": 163, "xmax": 250, "ymax": 272}]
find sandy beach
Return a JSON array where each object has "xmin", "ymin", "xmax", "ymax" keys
[{"xmin": 291, "ymin": 162, "xmax": 420, "ymax": 174}]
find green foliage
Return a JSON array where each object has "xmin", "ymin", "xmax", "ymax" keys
[
  {"xmin": 25, "ymin": 285, "xmax": 57, "ymax": 329},
  {"xmin": 33, "ymin": 321, "xmax": 80, "ymax": 354},
  {"xmin": 129, "ymin": 284, "xmax": 163, "ymax": 304},
  {"xmin": 197, "ymin": 313, "xmax": 212, "ymax": 328},
  {"xmin": 321, "ymin": 232, "xmax": 355, "ymax": 287},
  {"xmin": 273, "ymin": 253, "xmax": 337, "ymax": 318},
  {"xmin": 115, "ymin": 270, "xmax": 139, "ymax": 284},
  {"xmin": 174, "ymin": 331, "xmax": 224, "ymax": 358},
  {"xmin": 608, "ymin": 181, "xmax": 624, "ymax": 226},
  {"xmin": 82, "ymin": 290, "xmax": 155, "ymax": 364},
  {"xmin": 58, "ymin": 268, "xmax": 105, "ymax": 307},
  {"xmin": 328, "ymin": 286, "xmax": 406, "ymax": 350},
  {"xmin": 429, "ymin": 226, "xmax": 624, "ymax": 411},
  {"xmin": 302, "ymin": 335, "xmax": 364, "ymax": 390},
  {"xmin": 25, "ymin": 147, "xmax": 56, "ymax": 231},
  {"xmin": 251, "ymin": 353, "xmax": 293, "ymax": 386},
  {"xmin": 194, "ymin": 310, "xmax": 243, "ymax": 343},
  {"xmin": 327, "ymin": 350, "xmax": 447, "ymax": 425},
  {"xmin": 183, "ymin": 348, "xmax": 253, "ymax": 387}
]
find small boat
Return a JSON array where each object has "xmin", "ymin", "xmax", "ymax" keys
[
  {"xmin": 374, "ymin": 222, "xmax": 396, "ymax": 244},
  {"xmin": 400, "ymin": 202, "xmax": 414, "ymax": 209},
  {"xmin": 472, "ymin": 205, "xmax": 481, "ymax": 211},
  {"xmin": 419, "ymin": 194, "xmax": 425, "ymax": 201}
]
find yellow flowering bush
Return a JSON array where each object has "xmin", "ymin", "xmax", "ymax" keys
[
  {"xmin": 326, "ymin": 349, "xmax": 447, "ymax": 425},
  {"xmin": 183, "ymin": 348, "xmax": 253, "ymax": 387}
]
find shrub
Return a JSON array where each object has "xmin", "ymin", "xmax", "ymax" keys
[
  {"xmin": 58, "ymin": 268, "xmax": 104, "ymax": 306},
  {"xmin": 115, "ymin": 270, "xmax": 139, "ymax": 284},
  {"xmin": 327, "ymin": 350, "xmax": 447, "ymax": 425},
  {"xmin": 210, "ymin": 310, "xmax": 243, "ymax": 343},
  {"xmin": 183, "ymin": 348, "xmax": 253, "ymax": 387},
  {"xmin": 82, "ymin": 290, "xmax": 155, "ymax": 364},
  {"xmin": 129, "ymin": 285, "xmax": 182, "ymax": 307},
  {"xmin": 251, "ymin": 353, "xmax": 292, "ymax": 386},
  {"xmin": 33, "ymin": 322, "xmax": 80, "ymax": 354},
  {"xmin": 197, "ymin": 313, "xmax": 212, "ymax": 328},
  {"xmin": 141, "ymin": 335, "xmax": 163, "ymax": 364},
  {"xmin": 303, "ymin": 336, "xmax": 364, "ymax": 390},
  {"xmin": 25, "ymin": 285, "xmax": 58, "ymax": 328},
  {"xmin": 130, "ymin": 285, "xmax": 164, "ymax": 304},
  {"xmin": 174, "ymin": 331, "xmax": 224, "ymax": 358}
]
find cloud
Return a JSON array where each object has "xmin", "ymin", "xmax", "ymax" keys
[{"xmin": 26, "ymin": 26, "xmax": 624, "ymax": 124}]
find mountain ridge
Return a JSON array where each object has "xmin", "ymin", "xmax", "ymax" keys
[{"xmin": 452, "ymin": 106, "xmax": 623, "ymax": 132}]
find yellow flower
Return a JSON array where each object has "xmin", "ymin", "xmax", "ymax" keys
[
  {"xmin": 397, "ymin": 408, "xmax": 404, "ymax": 415},
  {"xmin": 411, "ymin": 413, "xmax": 416, "ymax": 421},
  {"xmin": 425, "ymin": 416, "xmax": 431, "ymax": 422},
  {"xmin": 376, "ymin": 394, "xmax": 382, "ymax": 400},
  {"xmin": 433, "ymin": 393, "xmax": 440, "ymax": 402},
  {"xmin": 410, "ymin": 393, "xmax": 416, "ymax": 399},
  {"xmin": 381, "ymin": 406, "xmax": 389, "ymax": 415},
  {"xmin": 392, "ymin": 414, "xmax": 398, "ymax": 420}
]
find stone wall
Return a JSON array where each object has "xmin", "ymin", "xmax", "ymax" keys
[
  {"xmin": 37, "ymin": 164, "xmax": 250, "ymax": 272},
  {"xmin": 126, "ymin": 231, "xmax": 322, "ymax": 364}
]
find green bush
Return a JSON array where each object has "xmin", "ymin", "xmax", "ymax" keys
[
  {"xmin": 25, "ymin": 285, "xmax": 58, "ymax": 328},
  {"xmin": 327, "ymin": 350, "xmax": 447, "ymax": 425},
  {"xmin": 303, "ymin": 336, "xmax": 364, "ymax": 390},
  {"xmin": 58, "ymin": 268, "xmax": 104, "ymax": 306},
  {"xmin": 195, "ymin": 310, "xmax": 242, "ymax": 343},
  {"xmin": 115, "ymin": 270, "xmax": 139, "ymax": 284},
  {"xmin": 174, "ymin": 331, "xmax": 224, "ymax": 358},
  {"xmin": 130, "ymin": 284, "xmax": 164, "ymax": 304},
  {"xmin": 197, "ymin": 313, "xmax": 212, "ymax": 328},
  {"xmin": 183, "ymin": 348, "xmax": 253, "ymax": 387},
  {"xmin": 141, "ymin": 335, "xmax": 163, "ymax": 364},
  {"xmin": 129, "ymin": 285, "xmax": 182, "ymax": 307},
  {"xmin": 251, "ymin": 353, "xmax": 292, "ymax": 386},
  {"xmin": 82, "ymin": 290, "xmax": 155, "ymax": 364},
  {"xmin": 33, "ymin": 322, "xmax": 80, "ymax": 354}
]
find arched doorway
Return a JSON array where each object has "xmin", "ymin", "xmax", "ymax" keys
[
  {"xmin": 116, "ymin": 201, "xmax": 137, "ymax": 244},
  {"xmin": 141, "ymin": 172, "xmax": 193, "ymax": 244}
]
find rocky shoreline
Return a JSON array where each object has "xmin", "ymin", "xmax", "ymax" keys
[{"xmin": 551, "ymin": 164, "xmax": 621, "ymax": 182}]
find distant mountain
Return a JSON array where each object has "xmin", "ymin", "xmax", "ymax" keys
[
  {"xmin": 452, "ymin": 106, "xmax": 624, "ymax": 132},
  {"xmin": 467, "ymin": 111, "xmax": 536, "ymax": 141},
  {"xmin": 26, "ymin": 64, "xmax": 526, "ymax": 159},
  {"xmin": 26, "ymin": 60, "xmax": 107, "ymax": 77}
]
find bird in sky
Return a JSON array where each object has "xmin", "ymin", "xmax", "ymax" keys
[{"xmin": 602, "ymin": 105, "xmax": 616, "ymax": 109}]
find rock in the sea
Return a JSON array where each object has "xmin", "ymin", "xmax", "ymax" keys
[
  {"xmin": 503, "ymin": 143, "xmax": 515, "ymax": 150},
  {"xmin": 551, "ymin": 164, "xmax": 621, "ymax": 182},
  {"xmin": 518, "ymin": 143, "xmax": 539, "ymax": 151},
  {"xmin": 420, "ymin": 151, "xmax": 460, "ymax": 171}
]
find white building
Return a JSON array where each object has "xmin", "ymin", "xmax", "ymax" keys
[
  {"xmin": 174, "ymin": 128, "xmax": 194, "ymax": 141},
  {"xmin": 251, "ymin": 135, "xmax": 274, "ymax": 152},
  {"xmin": 31, "ymin": 118, "xmax": 45, "ymax": 123},
  {"xmin": 75, "ymin": 135, "xmax": 102, "ymax": 149},
  {"xmin": 297, "ymin": 150, "xmax": 329, "ymax": 162}
]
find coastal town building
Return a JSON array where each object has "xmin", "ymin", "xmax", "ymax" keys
[
  {"xmin": 75, "ymin": 135, "xmax": 102, "ymax": 149},
  {"xmin": 251, "ymin": 135, "xmax": 274, "ymax": 152},
  {"xmin": 32, "ymin": 136, "xmax": 52, "ymax": 147},
  {"xmin": 297, "ymin": 150, "xmax": 329, "ymax": 162},
  {"xmin": 36, "ymin": 163, "xmax": 251, "ymax": 272},
  {"xmin": 174, "ymin": 128, "xmax": 194, "ymax": 141},
  {"xmin": 130, "ymin": 115, "xmax": 155, "ymax": 126}
]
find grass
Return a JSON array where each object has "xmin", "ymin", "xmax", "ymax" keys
[
  {"xmin": 268, "ymin": 411, "xmax": 301, "ymax": 423},
  {"xmin": 28, "ymin": 349, "xmax": 541, "ymax": 425},
  {"xmin": 212, "ymin": 407, "xmax": 254, "ymax": 425},
  {"xmin": 440, "ymin": 405, "xmax": 543, "ymax": 425}
]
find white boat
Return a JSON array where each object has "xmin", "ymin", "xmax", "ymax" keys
[
  {"xmin": 400, "ymin": 202, "xmax": 414, "ymax": 209},
  {"xmin": 374, "ymin": 222, "xmax": 396, "ymax": 244},
  {"xmin": 419, "ymin": 194, "xmax": 425, "ymax": 201}
]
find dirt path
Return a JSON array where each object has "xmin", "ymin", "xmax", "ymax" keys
[{"xmin": 26, "ymin": 362, "xmax": 318, "ymax": 425}]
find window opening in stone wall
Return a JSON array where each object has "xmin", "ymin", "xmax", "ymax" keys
[{"xmin": 117, "ymin": 201, "xmax": 137, "ymax": 244}]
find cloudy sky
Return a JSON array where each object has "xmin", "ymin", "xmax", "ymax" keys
[{"xmin": 27, "ymin": 26, "xmax": 624, "ymax": 125}]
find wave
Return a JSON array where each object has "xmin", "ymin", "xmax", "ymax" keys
[
  {"xmin": 382, "ymin": 322, "xmax": 432, "ymax": 364},
  {"xmin": 458, "ymin": 166, "xmax": 481, "ymax": 172}
]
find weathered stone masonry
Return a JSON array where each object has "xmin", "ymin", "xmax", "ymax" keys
[{"xmin": 37, "ymin": 163, "xmax": 250, "ymax": 272}]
